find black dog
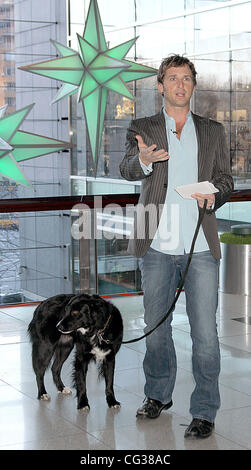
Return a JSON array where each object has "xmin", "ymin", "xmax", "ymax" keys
[{"xmin": 28, "ymin": 293, "xmax": 123, "ymax": 409}]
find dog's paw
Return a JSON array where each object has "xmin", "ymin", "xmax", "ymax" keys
[
  {"xmin": 78, "ymin": 405, "xmax": 90, "ymax": 412},
  {"xmin": 111, "ymin": 403, "xmax": 121, "ymax": 409},
  {"xmin": 107, "ymin": 397, "xmax": 121, "ymax": 408},
  {"xmin": 40, "ymin": 393, "xmax": 51, "ymax": 401},
  {"xmin": 77, "ymin": 394, "xmax": 90, "ymax": 411},
  {"xmin": 60, "ymin": 387, "xmax": 72, "ymax": 395}
]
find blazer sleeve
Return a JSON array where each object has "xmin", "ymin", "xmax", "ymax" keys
[
  {"xmin": 210, "ymin": 123, "xmax": 234, "ymax": 212},
  {"xmin": 119, "ymin": 120, "xmax": 151, "ymax": 181}
]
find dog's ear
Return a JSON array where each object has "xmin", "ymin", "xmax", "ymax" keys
[{"xmin": 66, "ymin": 296, "xmax": 76, "ymax": 306}]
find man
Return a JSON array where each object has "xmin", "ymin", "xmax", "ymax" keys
[{"xmin": 120, "ymin": 55, "xmax": 233, "ymax": 439}]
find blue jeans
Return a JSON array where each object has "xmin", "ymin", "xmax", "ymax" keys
[{"xmin": 139, "ymin": 248, "xmax": 220, "ymax": 423}]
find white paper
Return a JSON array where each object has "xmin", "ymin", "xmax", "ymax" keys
[{"xmin": 175, "ymin": 181, "xmax": 219, "ymax": 199}]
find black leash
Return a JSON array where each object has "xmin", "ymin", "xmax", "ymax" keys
[{"xmin": 121, "ymin": 199, "xmax": 208, "ymax": 345}]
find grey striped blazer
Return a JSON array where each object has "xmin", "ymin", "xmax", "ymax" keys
[{"xmin": 119, "ymin": 110, "xmax": 234, "ymax": 259}]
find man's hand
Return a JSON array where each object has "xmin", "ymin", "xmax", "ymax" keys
[
  {"xmin": 191, "ymin": 193, "xmax": 215, "ymax": 209},
  {"xmin": 136, "ymin": 135, "xmax": 169, "ymax": 166}
]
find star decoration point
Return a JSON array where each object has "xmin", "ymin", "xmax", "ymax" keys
[
  {"xmin": 19, "ymin": 0, "xmax": 157, "ymax": 172},
  {"xmin": 0, "ymin": 104, "xmax": 71, "ymax": 187}
]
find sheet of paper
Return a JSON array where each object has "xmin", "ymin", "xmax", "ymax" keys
[{"xmin": 175, "ymin": 181, "xmax": 219, "ymax": 199}]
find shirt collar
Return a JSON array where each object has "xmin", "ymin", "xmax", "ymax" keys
[{"xmin": 162, "ymin": 107, "xmax": 191, "ymax": 128}]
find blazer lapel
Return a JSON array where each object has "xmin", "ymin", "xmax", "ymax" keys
[
  {"xmin": 149, "ymin": 111, "xmax": 210, "ymax": 181},
  {"xmin": 148, "ymin": 111, "xmax": 169, "ymax": 152},
  {"xmin": 192, "ymin": 112, "xmax": 209, "ymax": 181},
  {"xmin": 148, "ymin": 111, "xmax": 169, "ymax": 182}
]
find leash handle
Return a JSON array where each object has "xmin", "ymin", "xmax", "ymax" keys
[{"xmin": 121, "ymin": 199, "xmax": 208, "ymax": 345}]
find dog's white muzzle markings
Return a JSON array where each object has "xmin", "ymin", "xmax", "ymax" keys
[
  {"xmin": 56, "ymin": 320, "xmax": 72, "ymax": 334},
  {"xmin": 56, "ymin": 321, "xmax": 90, "ymax": 336}
]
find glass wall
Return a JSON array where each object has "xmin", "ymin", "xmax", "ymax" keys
[
  {"xmin": 0, "ymin": 210, "xmax": 72, "ymax": 303},
  {"xmin": 0, "ymin": 0, "xmax": 71, "ymax": 302},
  {"xmin": 71, "ymin": 202, "xmax": 141, "ymax": 296},
  {"xmin": 68, "ymin": 0, "xmax": 251, "ymax": 191},
  {"xmin": 1, "ymin": 0, "xmax": 251, "ymax": 301},
  {"xmin": 3, "ymin": 1, "xmax": 250, "ymax": 194},
  {"xmin": 0, "ymin": 0, "xmax": 70, "ymax": 199},
  {"xmin": 67, "ymin": 0, "xmax": 251, "ymax": 295}
]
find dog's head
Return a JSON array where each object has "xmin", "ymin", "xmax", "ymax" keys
[{"xmin": 56, "ymin": 294, "xmax": 108, "ymax": 336}]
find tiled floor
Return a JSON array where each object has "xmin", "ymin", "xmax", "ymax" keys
[{"xmin": 0, "ymin": 291, "xmax": 251, "ymax": 450}]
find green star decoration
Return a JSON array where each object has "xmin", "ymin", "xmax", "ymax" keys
[
  {"xmin": 0, "ymin": 103, "xmax": 71, "ymax": 186},
  {"xmin": 19, "ymin": 0, "xmax": 157, "ymax": 172}
]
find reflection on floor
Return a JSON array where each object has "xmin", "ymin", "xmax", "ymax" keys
[{"xmin": 0, "ymin": 291, "xmax": 251, "ymax": 450}]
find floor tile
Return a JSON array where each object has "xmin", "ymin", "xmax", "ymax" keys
[
  {"xmin": 0, "ymin": 386, "xmax": 83, "ymax": 447},
  {"xmin": 0, "ymin": 293, "xmax": 251, "ymax": 450},
  {"xmin": 216, "ymin": 406, "xmax": 251, "ymax": 449},
  {"xmin": 0, "ymin": 305, "xmax": 36, "ymax": 323},
  {"xmin": 219, "ymin": 353, "xmax": 251, "ymax": 395},
  {"xmin": 92, "ymin": 413, "xmax": 246, "ymax": 450},
  {"xmin": 0, "ymin": 433, "xmax": 111, "ymax": 450},
  {"xmin": 116, "ymin": 345, "xmax": 144, "ymax": 370}
]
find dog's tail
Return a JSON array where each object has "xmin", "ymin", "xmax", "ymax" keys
[
  {"xmin": 27, "ymin": 302, "xmax": 42, "ymax": 341},
  {"xmin": 27, "ymin": 320, "xmax": 34, "ymax": 337}
]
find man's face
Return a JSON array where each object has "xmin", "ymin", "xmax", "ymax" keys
[{"xmin": 157, "ymin": 64, "xmax": 195, "ymax": 110}]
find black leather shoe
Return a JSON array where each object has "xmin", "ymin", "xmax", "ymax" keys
[
  {"xmin": 136, "ymin": 398, "xmax": 173, "ymax": 419},
  {"xmin": 184, "ymin": 418, "xmax": 214, "ymax": 438}
]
